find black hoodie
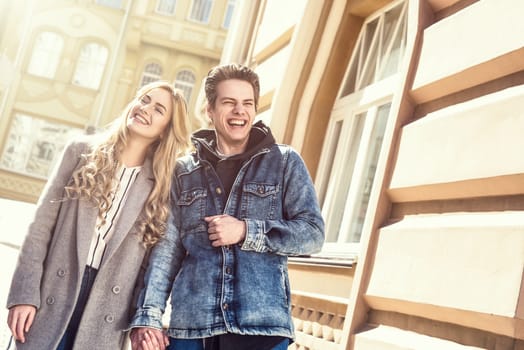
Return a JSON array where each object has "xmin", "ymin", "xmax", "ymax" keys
[{"xmin": 191, "ymin": 121, "xmax": 276, "ymax": 198}]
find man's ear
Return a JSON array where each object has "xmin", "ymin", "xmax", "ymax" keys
[{"xmin": 206, "ymin": 103, "xmax": 214, "ymax": 122}]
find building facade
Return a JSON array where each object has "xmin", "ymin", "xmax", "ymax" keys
[
  {"xmin": 0, "ymin": 0, "xmax": 233, "ymax": 202},
  {"xmin": 222, "ymin": 0, "xmax": 524, "ymax": 349}
]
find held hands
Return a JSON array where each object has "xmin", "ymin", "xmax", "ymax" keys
[
  {"xmin": 7, "ymin": 304, "xmax": 36, "ymax": 344},
  {"xmin": 130, "ymin": 327, "xmax": 169, "ymax": 350},
  {"xmin": 205, "ymin": 214, "xmax": 246, "ymax": 247}
]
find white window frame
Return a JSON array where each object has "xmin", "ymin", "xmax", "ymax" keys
[
  {"xmin": 72, "ymin": 42, "xmax": 109, "ymax": 90},
  {"xmin": 27, "ymin": 31, "xmax": 64, "ymax": 79},
  {"xmin": 314, "ymin": 0, "xmax": 407, "ymax": 260},
  {"xmin": 188, "ymin": 0, "xmax": 214, "ymax": 24}
]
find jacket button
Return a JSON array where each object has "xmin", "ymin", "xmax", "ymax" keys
[
  {"xmin": 112, "ymin": 285, "xmax": 121, "ymax": 294},
  {"xmin": 57, "ymin": 269, "xmax": 66, "ymax": 277},
  {"xmin": 215, "ymin": 187, "xmax": 222, "ymax": 194},
  {"xmin": 225, "ymin": 267, "xmax": 232, "ymax": 274},
  {"xmin": 257, "ymin": 185, "xmax": 264, "ymax": 194},
  {"xmin": 222, "ymin": 303, "xmax": 228, "ymax": 310},
  {"xmin": 46, "ymin": 296, "xmax": 55, "ymax": 305},
  {"xmin": 105, "ymin": 315, "xmax": 114, "ymax": 323}
]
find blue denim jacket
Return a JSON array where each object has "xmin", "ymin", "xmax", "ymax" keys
[{"xmin": 130, "ymin": 130, "xmax": 325, "ymax": 339}]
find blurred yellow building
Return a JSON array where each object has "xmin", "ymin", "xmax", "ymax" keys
[{"xmin": 0, "ymin": 0, "xmax": 234, "ymax": 202}]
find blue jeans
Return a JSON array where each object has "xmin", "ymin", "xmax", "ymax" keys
[
  {"xmin": 56, "ymin": 266, "xmax": 98, "ymax": 350},
  {"xmin": 166, "ymin": 338, "xmax": 204, "ymax": 350},
  {"xmin": 166, "ymin": 337, "xmax": 289, "ymax": 350}
]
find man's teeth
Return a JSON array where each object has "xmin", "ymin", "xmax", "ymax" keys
[{"xmin": 229, "ymin": 120, "xmax": 245, "ymax": 126}]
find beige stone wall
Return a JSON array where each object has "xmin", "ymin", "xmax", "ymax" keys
[
  {"xmin": 348, "ymin": 0, "xmax": 524, "ymax": 349},
  {"xmin": 222, "ymin": 0, "xmax": 524, "ymax": 349}
]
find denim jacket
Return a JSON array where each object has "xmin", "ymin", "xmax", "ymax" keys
[{"xmin": 130, "ymin": 124, "xmax": 325, "ymax": 339}]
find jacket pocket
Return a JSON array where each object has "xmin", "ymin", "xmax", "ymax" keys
[
  {"xmin": 176, "ymin": 187, "xmax": 209, "ymax": 247},
  {"xmin": 241, "ymin": 182, "xmax": 279, "ymax": 219}
]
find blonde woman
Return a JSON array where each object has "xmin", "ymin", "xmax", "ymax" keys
[{"xmin": 6, "ymin": 81, "xmax": 191, "ymax": 350}]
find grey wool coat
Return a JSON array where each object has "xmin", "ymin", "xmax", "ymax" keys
[{"xmin": 6, "ymin": 139, "xmax": 153, "ymax": 349}]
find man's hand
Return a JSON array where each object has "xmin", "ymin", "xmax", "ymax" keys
[
  {"xmin": 130, "ymin": 327, "xmax": 169, "ymax": 350},
  {"xmin": 7, "ymin": 304, "xmax": 36, "ymax": 344},
  {"xmin": 205, "ymin": 214, "xmax": 246, "ymax": 247}
]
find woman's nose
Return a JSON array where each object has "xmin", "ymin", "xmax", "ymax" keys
[{"xmin": 141, "ymin": 104, "xmax": 153, "ymax": 115}]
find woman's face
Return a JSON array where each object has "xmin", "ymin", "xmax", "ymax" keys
[{"xmin": 127, "ymin": 87, "xmax": 173, "ymax": 142}]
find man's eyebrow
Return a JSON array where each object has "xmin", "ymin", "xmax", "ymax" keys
[{"xmin": 220, "ymin": 97, "xmax": 254, "ymax": 102}]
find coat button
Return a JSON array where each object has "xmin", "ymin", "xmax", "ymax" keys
[
  {"xmin": 222, "ymin": 303, "xmax": 228, "ymax": 310},
  {"xmin": 215, "ymin": 187, "xmax": 222, "ymax": 195},
  {"xmin": 105, "ymin": 315, "xmax": 114, "ymax": 323},
  {"xmin": 57, "ymin": 269, "xmax": 66, "ymax": 277},
  {"xmin": 112, "ymin": 285, "xmax": 121, "ymax": 294},
  {"xmin": 46, "ymin": 296, "xmax": 55, "ymax": 305}
]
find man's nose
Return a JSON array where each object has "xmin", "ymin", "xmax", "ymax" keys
[{"xmin": 233, "ymin": 103, "xmax": 245, "ymax": 114}]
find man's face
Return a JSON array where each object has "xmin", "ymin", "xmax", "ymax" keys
[{"xmin": 207, "ymin": 79, "xmax": 256, "ymax": 154}]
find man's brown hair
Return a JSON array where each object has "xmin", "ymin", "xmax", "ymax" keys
[{"xmin": 204, "ymin": 63, "xmax": 260, "ymax": 111}]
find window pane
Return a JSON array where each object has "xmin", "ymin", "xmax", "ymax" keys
[
  {"xmin": 347, "ymin": 103, "xmax": 390, "ymax": 243},
  {"xmin": 189, "ymin": 0, "xmax": 213, "ymax": 23},
  {"xmin": 222, "ymin": 0, "xmax": 235, "ymax": 28},
  {"xmin": 379, "ymin": 4, "xmax": 406, "ymax": 79},
  {"xmin": 156, "ymin": 0, "xmax": 176, "ymax": 15},
  {"xmin": 358, "ymin": 18, "xmax": 379, "ymax": 88},
  {"xmin": 174, "ymin": 70, "xmax": 195, "ymax": 102},
  {"xmin": 1, "ymin": 114, "xmax": 83, "ymax": 178},
  {"xmin": 323, "ymin": 115, "xmax": 365, "ymax": 243},
  {"xmin": 73, "ymin": 43, "xmax": 108, "ymax": 89},
  {"xmin": 27, "ymin": 32, "xmax": 63, "ymax": 78}
]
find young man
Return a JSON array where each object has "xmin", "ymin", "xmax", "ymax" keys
[{"xmin": 130, "ymin": 63, "xmax": 325, "ymax": 350}]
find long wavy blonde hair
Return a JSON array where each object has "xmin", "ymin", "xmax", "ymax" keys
[{"xmin": 65, "ymin": 81, "xmax": 192, "ymax": 246}]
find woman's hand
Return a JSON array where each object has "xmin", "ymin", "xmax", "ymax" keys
[
  {"xmin": 130, "ymin": 327, "xmax": 169, "ymax": 350},
  {"xmin": 7, "ymin": 304, "xmax": 36, "ymax": 343}
]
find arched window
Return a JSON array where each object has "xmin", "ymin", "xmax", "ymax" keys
[
  {"xmin": 174, "ymin": 70, "xmax": 195, "ymax": 103},
  {"xmin": 27, "ymin": 31, "xmax": 64, "ymax": 78},
  {"xmin": 188, "ymin": 0, "xmax": 213, "ymax": 23},
  {"xmin": 140, "ymin": 63, "xmax": 163, "ymax": 87},
  {"xmin": 72, "ymin": 42, "xmax": 108, "ymax": 89}
]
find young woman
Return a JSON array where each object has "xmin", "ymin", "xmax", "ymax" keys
[{"xmin": 6, "ymin": 81, "xmax": 191, "ymax": 350}]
